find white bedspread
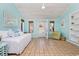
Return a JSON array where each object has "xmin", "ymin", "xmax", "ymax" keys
[{"xmin": 2, "ymin": 33, "xmax": 31, "ymax": 54}]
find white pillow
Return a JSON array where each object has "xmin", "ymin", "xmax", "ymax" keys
[
  {"xmin": 14, "ymin": 32, "xmax": 20, "ymax": 37},
  {"xmin": 19, "ymin": 32, "xmax": 24, "ymax": 36},
  {"xmin": 0, "ymin": 31, "xmax": 8, "ymax": 39},
  {"xmin": 8, "ymin": 29, "xmax": 15, "ymax": 37}
]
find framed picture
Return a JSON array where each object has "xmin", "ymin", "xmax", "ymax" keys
[
  {"xmin": 3, "ymin": 11, "xmax": 16, "ymax": 28},
  {"xmin": 61, "ymin": 19, "xmax": 65, "ymax": 28}
]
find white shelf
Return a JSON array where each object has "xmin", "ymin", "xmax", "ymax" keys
[
  {"xmin": 70, "ymin": 35, "xmax": 79, "ymax": 44},
  {"xmin": 72, "ymin": 17, "xmax": 79, "ymax": 20},
  {"xmin": 71, "ymin": 34, "xmax": 79, "ymax": 37},
  {"xmin": 69, "ymin": 10, "xmax": 79, "ymax": 46},
  {"xmin": 70, "ymin": 29, "xmax": 79, "ymax": 32}
]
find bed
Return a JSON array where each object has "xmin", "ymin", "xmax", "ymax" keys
[{"xmin": 1, "ymin": 32, "xmax": 31, "ymax": 55}]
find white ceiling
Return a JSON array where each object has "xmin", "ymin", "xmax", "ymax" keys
[{"xmin": 15, "ymin": 3, "xmax": 70, "ymax": 19}]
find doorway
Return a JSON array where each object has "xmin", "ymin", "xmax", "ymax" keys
[
  {"xmin": 29, "ymin": 21, "xmax": 34, "ymax": 33},
  {"xmin": 49, "ymin": 21, "xmax": 54, "ymax": 32},
  {"xmin": 21, "ymin": 19, "xmax": 24, "ymax": 32}
]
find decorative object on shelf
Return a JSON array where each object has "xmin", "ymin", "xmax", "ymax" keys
[
  {"xmin": 71, "ymin": 16, "xmax": 74, "ymax": 19},
  {"xmin": 61, "ymin": 19, "xmax": 65, "ymax": 28},
  {"xmin": 71, "ymin": 28, "xmax": 72, "ymax": 30},
  {"xmin": 72, "ymin": 22, "xmax": 74, "ymax": 24}
]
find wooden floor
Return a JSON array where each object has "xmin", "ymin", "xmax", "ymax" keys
[{"xmin": 21, "ymin": 38, "xmax": 79, "ymax": 56}]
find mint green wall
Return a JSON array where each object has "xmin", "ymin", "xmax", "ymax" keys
[
  {"xmin": 0, "ymin": 4, "xmax": 21, "ymax": 31},
  {"xmin": 32, "ymin": 18, "xmax": 39, "ymax": 38},
  {"xmin": 0, "ymin": 8, "xmax": 3, "ymax": 29},
  {"xmin": 55, "ymin": 4, "xmax": 79, "ymax": 39},
  {"xmin": 24, "ymin": 19, "xmax": 29, "ymax": 32},
  {"xmin": 0, "ymin": 3, "xmax": 51, "ymax": 34},
  {"xmin": 24, "ymin": 17, "xmax": 51, "ymax": 38}
]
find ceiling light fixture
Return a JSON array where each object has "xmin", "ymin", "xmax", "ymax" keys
[{"xmin": 42, "ymin": 3, "xmax": 45, "ymax": 9}]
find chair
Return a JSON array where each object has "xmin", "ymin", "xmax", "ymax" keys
[{"xmin": 52, "ymin": 31, "xmax": 61, "ymax": 40}]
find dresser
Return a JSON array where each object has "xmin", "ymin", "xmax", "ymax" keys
[{"xmin": 0, "ymin": 41, "xmax": 8, "ymax": 56}]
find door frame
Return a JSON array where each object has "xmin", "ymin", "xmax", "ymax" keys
[{"xmin": 29, "ymin": 21, "xmax": 34, "ymax": 33}]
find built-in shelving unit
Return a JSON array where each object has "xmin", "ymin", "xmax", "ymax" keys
[{"xmin": 69, "ymin": 10, "xmax": 79, "ymax": 46}]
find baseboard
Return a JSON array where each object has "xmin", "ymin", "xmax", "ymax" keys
[{"xmin": 66, "ymin": 39, "xmax": 79, "ymax": 47}]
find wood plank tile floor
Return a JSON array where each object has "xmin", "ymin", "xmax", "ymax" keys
[{"xmin": 20, "ymin": 38, "xmax": 79, "ymax": 56}]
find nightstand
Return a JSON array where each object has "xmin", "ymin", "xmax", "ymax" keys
[{"xmin": 0, "ymin": 41, "xmax": 8, "ymax": 56}]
